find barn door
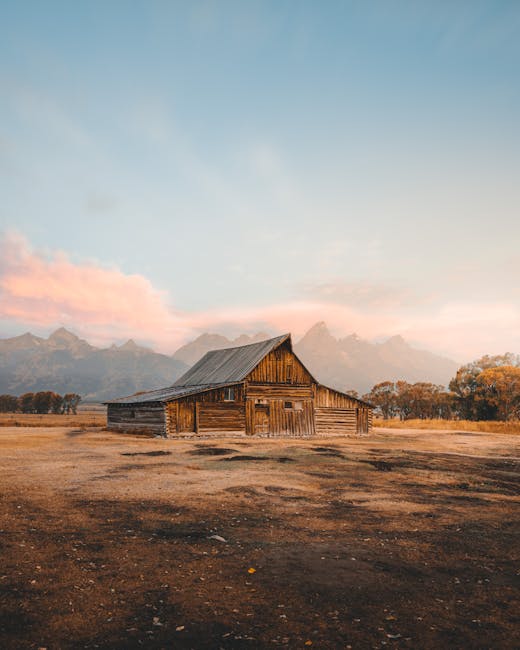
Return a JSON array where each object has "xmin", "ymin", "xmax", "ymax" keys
[
  {"xmin": 356, "ymin": 408, "xmax": 368, "ymax": 434},
  {"xmin": 254, "ymin": 404, "xmax": 270, "ymax": 435},
  {"xmin": 177, "ymin": 402, "xmax": 196, "ymax": 433}
]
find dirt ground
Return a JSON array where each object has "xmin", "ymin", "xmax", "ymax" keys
[{"xmin": 0, "ymin": 427, "xmax": 518, "ymax": 649}]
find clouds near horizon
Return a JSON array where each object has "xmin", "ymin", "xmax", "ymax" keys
[{"xmin": 1, "ymin": 232, "xmax": 519, "ymax": 362}]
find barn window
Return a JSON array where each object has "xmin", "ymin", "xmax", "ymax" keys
[
  {"xmin": 285, "ymin": 365, "xmax": 292, "ymax": 383},
  {"xmin": 224, "ymin": 387, "xmax": 235, "ymax": 401},
  {"xmin": 284, "ymin": 401, "xmax": 303, "ymax": 410},
  {"xmin": 130, "ymin": 410, "xmax": 136, "ymax": 418}
]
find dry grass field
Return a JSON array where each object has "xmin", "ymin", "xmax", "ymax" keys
[
  {"xmin": 0, "ymin": 426, "xmax": 519, "ymax": 649},
  {"xmin": 374, "ymin": 419, "xmax": 520, "ymax": 435},
  {"xmin": 0, "ymin": 412, "xmax": 106, "ymax": 428}
]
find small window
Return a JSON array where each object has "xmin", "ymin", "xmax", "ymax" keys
[
  {"xmin": 284, "ymin": 401, "xmax": 303, "ymax": 410},
  {"xmin": 224, "ymin": 387, "xmax": 235, "ymax": 402},
  {"xmin": 286, "ymin": 365, "xmax": 292, "ymax": 383},
  {"xmin": 130, "ymin": 409, "xmax": 136, "ymax": 418},
  {"xmin": 255, "ymin": 398, "xmax": 268, "ymax": 405}
]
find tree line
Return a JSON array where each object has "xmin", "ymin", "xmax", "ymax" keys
[
  {"xmin": 361, "ymin": 353, "xmax": 520, "ymax": 421},
  {"xmin": 0, "ymin": 392, "xmax": 82, "ymax": 414}
]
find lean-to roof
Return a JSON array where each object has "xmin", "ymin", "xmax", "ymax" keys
[{"xmin": 105, "ymin": 382, "xmax": 242, "ymax": 405}]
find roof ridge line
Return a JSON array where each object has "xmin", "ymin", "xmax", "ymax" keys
[{"xmin": 206, "ymin": 332, "xmax": 289, "ymax": 354}]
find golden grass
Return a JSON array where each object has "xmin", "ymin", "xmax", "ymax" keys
[
  {"xmin": 374, "ymin": 418, "xmax": 520, "ymax": 434},
  {"xmin": 0, "ymin": 413, "xmax": 106, "ymax": 427}
]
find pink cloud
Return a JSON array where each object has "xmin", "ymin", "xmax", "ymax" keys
[
  {"xmin": 1, "ymin": 233, "xmax": 519, "ymax": 361},
  {"xmin": 0, "ymin": 233, "xmax": 189, "ymax": 348}
]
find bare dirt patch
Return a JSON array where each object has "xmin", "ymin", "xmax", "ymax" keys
[
  {"xmin": 0, "ymin": 426, "xmax": 519, "ymax": 649},
  {"xmin": 190, "ymin": 447, "xmax": 238, "ymax": 456},
  {"xmin": 121, "ymin": 450, "xmax": 172, "ymax": 457}
]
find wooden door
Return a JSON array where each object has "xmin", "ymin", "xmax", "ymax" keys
[
  {"xmin": 254, "ymin": 404, "xmax": 270, "ymax": 435},
  {"xmin": 177, "ymin": 402, "xmax": 195, "ymax": 433},
  {"xmin": 356, "ymin": 408, "xmax": 368, "ymax": 434}
]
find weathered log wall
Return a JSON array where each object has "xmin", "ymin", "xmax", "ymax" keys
[
  {"xmin": 314, "ymin": 385, "xmax": 360, "ymax": 409},
  {"xmin": 314, "ymin": 407, "xmax": 357, "ymax": 435},
  {"xmin": 248, "ymin": 342, "xmax": 313, "ymax": 384},
  {"xmin": 165, "ymin": 385, "xmax": 245, "ymax": 436},
  {"xmin": 247, "ymin": 384, "xmax": 312, "ymax": 399},
  {"xmin": 245, "ymin": 382, "xmax": 315, "ymax": 436},
  {"xmin": 314, "ymin": 384, "xmax": 373, "ymax": 434},
  {"xmin": 264, "ymin": 399, "xmax": 314, "ymax": 437},
  {"xmin": 107, "ymin": 404, "xmax": 166, "ymax": 436},
  {"xmin": 198, "ymin": 402, "xmax": 245, "ymax": 434},
  {"xmin": 356, "ymin": 407, "xmax": 373, "ymax": 434}
]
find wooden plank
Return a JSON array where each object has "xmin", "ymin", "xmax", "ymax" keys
[
  {"xmin": 247, "ymin": 341, "xmax": 313, "ymax": 384},
  {"xmin": 247, "ymin": 384, "xmax": 313, "ymax": 399},
  {"xmin": 315, "ymin": 407, "xmax": 357, "ymax": 436},
  {"xmin": 198, "ymin": 403, "xmax": 245, "ymax": 433}
]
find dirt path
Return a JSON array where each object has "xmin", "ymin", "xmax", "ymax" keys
[{"xmin": 0, "ymin": 427, "xmax": 519, "ymax": 649}]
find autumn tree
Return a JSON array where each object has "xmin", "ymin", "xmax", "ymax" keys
[
  {"xmin": 62, "ymin": 393, "xmax": 81, "ymax": 414},
  {"xmin": 449, "ymin": 353, "xmax": 519, "ymax": 420},
  {"xmin": 433, "ymin": 389, "xmax": 456, "ymax": 419},
  {"xmin": 363, "ymin": 381, "xmax": 397, "ymax": 419},
  {"xmin": 475, "ymin": 366, "xmax": 520, "ymax": 421},
  {"xmin": 19, "ymin": 392, "xmax": 35, "ymax": 413},
  {"xmin": 0, "ymin": 395, "xmax": 18, "ymax": 412},
  {"xmin": 394, "ymin": 381, "xmax": 413, "ymax": 420},
  {"xmin": 33, "ymin": 391, "xmax": 54, "ymax": 414},
  {"xmin": 364, "ymin": 380, "xmax": 454, "ymax": 420},
  {"xmin": 50, "ymin": 393, "xmax": 64, "ymax": 414}
]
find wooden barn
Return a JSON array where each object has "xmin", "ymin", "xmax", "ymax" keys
[{"xmin": 105, "ymin": 334, "xmax": 373, "ymax": 438}]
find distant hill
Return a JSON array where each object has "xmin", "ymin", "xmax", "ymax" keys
[
  {"xmin": 294, "ymin": 322, "xmax": 458, "ymax": 394},
  {"xmin": 0, "ymin": 323, "xmax": 459, "ymax": 400},
  {"xmin": 0, "ymin": 328, "xmax": 188, "ymax": 401}
]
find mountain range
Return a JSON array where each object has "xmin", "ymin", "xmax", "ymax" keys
[
  {"xmin": 293, "ymin": 322, "xmax": 458, "ymax": 394},
  {"xmin": 0, "ymin": 328, "xmax": 188, "ymax": 401},
  {"xmin": 0, "ymin": 324, "xmax": 459, "ymax": 400}
]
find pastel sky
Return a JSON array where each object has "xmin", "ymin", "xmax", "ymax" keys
[{"xmin": 1, "ymin": 1, "xmax": 519, "ymax": 361}]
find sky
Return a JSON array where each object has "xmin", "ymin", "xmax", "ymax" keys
[{"xmin": 1, "ymin": 0, "xmax": 519, "ymax": 361}]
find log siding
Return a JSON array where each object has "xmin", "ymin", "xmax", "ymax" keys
[{"xmin": 107, "ymin": 403, "xmax": 166, "ymax": 436}]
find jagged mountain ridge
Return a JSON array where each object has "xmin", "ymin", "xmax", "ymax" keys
[
  {"xmin": 0, "ymin": 323, "xmax": 458, "ymax": 400},
  {"xmin": 0, "ymin": 328, "xmax": 188, "ymax": 401},
  {"xmin": 294, "ymin": 322, "xmax": 458, "ymax": 394}
]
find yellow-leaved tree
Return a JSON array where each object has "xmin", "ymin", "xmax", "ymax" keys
[{"xmin": 475, "ymin": 366, "xmax": 520, "ymax": 421}]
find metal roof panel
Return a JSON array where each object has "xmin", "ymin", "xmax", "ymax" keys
[
  {"xmin": 173, "ymin": 334, "xmax": 291, "ymax": 386},
  {"xmin": 105, "ymin": 382, "xmax": 242, "ymax": 405}
]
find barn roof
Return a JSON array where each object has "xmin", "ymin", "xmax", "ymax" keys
[
  {"xmin": 105, "ymin": 381, "xmax": 242, "ymax": 405},
  {"xmin": 105, "ymin": 334, "xmax": 294, "ymax": 405},
  {"xmin": 173, "ymin": 333, "xmax": 292, "ymax": 386}
]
